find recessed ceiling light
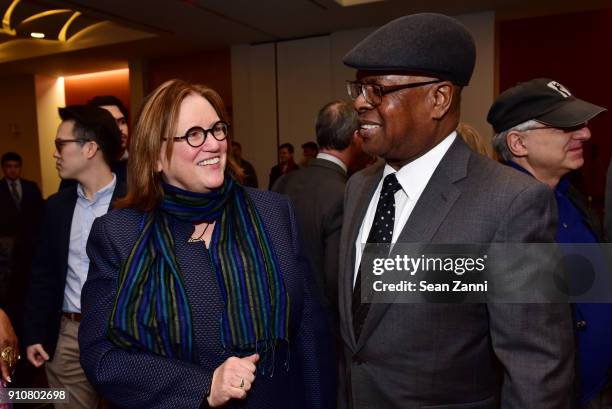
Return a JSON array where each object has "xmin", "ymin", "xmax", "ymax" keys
[
  {"xmin": 30, "ymin": 32, "xmax": 45, "ymax": 38},
  {"xmin": 334, "ymin": 0, "xmax": 384, "ymax": 6}
]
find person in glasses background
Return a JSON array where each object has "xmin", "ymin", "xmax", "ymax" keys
[
  {"xmin": 338, "ymin": 13, "xmax": 573, "ymax": 409},
  {"xmin": 23, "ymin": 105, "xmax": 124, "ymax": 408},
  {"xmin": 59, "ymin": 95, "xmax": 130, "ymax": 192},
  {"xmin": 78, "ymin": 79, "xmax": 335, "ymax": 409},
  {"xmin": 489, "ymin": 78, "xmax": 610, "ymax": 409}
]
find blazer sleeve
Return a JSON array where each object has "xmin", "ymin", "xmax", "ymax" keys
[
  {"xmin": 23, "ymin": 199, "xmax": 59, "ymax": 347},
  {"xmin": 79, "ymin": 216, "xmax": 213, "ymax": 409},
  {"xmin": 285, "ymin": 198, "xmax": 337, "ymax": 409},
  {"xmin": 488, "ymin": 182, "xmax": 574, "ymax": 409}
]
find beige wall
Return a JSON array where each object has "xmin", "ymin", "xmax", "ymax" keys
[
  {"xmin": 231, "ymin": 43, "xmax": 278, "ymax": 188},
  {"xmin": 0, "ymin": 75, "xmax": 42, "ymax": 187},
  {"xmin": 231, "ymin": 11, "xmax": 495, "ymax": 179},
  {"xmin": 34, "ymin": 76, "xmax": 65, "ymax": 198}
]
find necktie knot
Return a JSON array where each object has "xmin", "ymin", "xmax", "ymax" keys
[{"xmin": 381, "ymin": 173, "xmax": 402, "ymax": 197}]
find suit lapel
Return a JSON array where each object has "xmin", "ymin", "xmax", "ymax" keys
[
  {"xmin": 340, "ymin": 163, "xmax": 384, "ymax": 351},
  {"xmin": 355, "ymin": 137, "xmax": 470, "ymax": 350}
]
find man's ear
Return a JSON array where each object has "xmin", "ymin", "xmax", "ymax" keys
[
  {"xmin": 430, "ymin": 83, "xmax": 453, "ymax": 120},
  {"xmin": 506, "ymin": 130, "xmax": 528, "ymax": 157},
  {"xmin": 84, "ymin": 141, "xmax": 99, "ymax": 160}
]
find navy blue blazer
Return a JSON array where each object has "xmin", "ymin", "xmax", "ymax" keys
[
  {"xmin": 23, "ymin": 182, "xmax": 125, "ymax": 355},
  {"xmin": 79, "ymin": 188, "xmax": 336, "ymax": 409}
]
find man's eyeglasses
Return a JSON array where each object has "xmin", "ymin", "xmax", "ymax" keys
[
  {"xmin": 164, "ymin": 121, "xmax": 229, "ymax": 148},
  {"xmin": 523, "ymin": 123, "xmax": 588, "ymax": 133},
  {"xmin": 54, "ymin": 138, "xmax": 89, "ymax": 152},
  {"xmin": 346, "ymin": 79, "xmax": 443, "ymax": 107}
]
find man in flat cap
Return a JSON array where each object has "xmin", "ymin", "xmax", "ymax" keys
[
  {"xmin": 338, "ymin": 13, "xmax": 574, "ymax": 409},
  {"xmin": 489, "ymin": 78, "xmax": 611, "ymax": 409}
]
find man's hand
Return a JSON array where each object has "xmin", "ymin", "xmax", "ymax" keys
[
  {"xmin": 26, "ymin": 344, "xmax": 49, "ymax": 368},
  {"xmin": 0, "ymin": 309, "xmax": 18, "ymax": 383},
  {"xmin": 207, "ymin": 354, "xmax": 259, "ymax": 407}
]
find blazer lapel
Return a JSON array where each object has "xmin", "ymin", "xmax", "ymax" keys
[
  {"xmin": 340, "ymin": 163, "xmax": 384, "ymax": 351},
  {"xmin": 355, "ymin": 137, "xmax": 470, "ymax": 350},
  {"xmin": 59, "ymin": 187, "xmax": 78, "ymax": 279}
]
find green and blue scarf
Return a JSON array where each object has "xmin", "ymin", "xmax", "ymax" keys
[{"xmin": 108, "ymin": 176, "xmax": 290, "ymax": 364}]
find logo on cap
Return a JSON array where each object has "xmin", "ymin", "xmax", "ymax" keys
[{"xmin": 547, "ymin": 81, "xmax": 571, "ymax": 98}]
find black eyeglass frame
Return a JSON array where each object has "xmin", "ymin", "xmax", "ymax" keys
[
  {"xmin": 522, "ymin": 123, "xmax": 588, "ymax": 133},
  {"xmin": 54, "ymin": 138, "xmax": 91, "ymax": 152},
  {"xmin": 164, "ymin": 120, "xmax": 230, "ymax": 148},
  {"xmin": 346, "ymin": 79, "xmax": 444, "ymax": 106}
]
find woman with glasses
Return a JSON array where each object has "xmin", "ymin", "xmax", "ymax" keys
[{"xmin": 78, "ymin": 79, "xmax": 335, "ymax": 409}]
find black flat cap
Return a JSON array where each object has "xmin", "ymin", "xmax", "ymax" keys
[
  {"xmin": 343, "ymin": 13, "xmax": 476, "ymax": 86},
  {"xmin": 487, "ymin": 78, "xmax": 607, "ymax": 133}
]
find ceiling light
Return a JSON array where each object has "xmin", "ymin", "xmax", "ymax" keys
[{"xmin": 30, "ymin": 32, "xmax": 45, "ymax": 38}]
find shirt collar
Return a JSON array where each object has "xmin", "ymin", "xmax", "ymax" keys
[
  {"xmin": 383, "ymin": 131, "xmax": 457, "ymax": 199},
  {"xmin": 316, "ymin": 152, "xmax": 347, "ymax": 173},
  {"xmin": 77, "ymin": 173, "xmax": 117, "ymax": 203}
]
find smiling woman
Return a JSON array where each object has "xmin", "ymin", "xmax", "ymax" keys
[{"xmin": 77, "ymin": 79, "xmax": 336, "ymax": 409}]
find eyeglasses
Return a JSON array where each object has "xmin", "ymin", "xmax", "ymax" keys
[
  {"xmin": 54, "ymin": 138, "xmax": 89, "ymax": 152},
  {"xmin": 523, "ymin": 123, "xmax": 588, "ymax": 133},
  {"xmin": 346, "ymin": 79, "xmax": 443, "ymax": 107},
  {"xmin": 164, "ymin": 121, "xmax": 229, "ymax": 148}
]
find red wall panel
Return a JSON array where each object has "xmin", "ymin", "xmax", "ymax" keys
[{"xmin": 64, "ymin": 68, "xmax": 130, "ymax": 116}]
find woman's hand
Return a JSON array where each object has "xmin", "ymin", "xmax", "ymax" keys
[
  {"xmin": 0, "ymin": 309, "xmax": 19, "ymax": 383},
  {"xmin": 206, "ymin": 354, "xmax": 259, "ymax": 407}
]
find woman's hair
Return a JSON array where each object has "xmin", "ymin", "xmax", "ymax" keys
[
  {"xmin": 457, "ymin": 122, "xmax": 498, "ymax": 161},
  {"xmin": 116, "ymin": 79, "xmax": 243, "ymax": 211}
]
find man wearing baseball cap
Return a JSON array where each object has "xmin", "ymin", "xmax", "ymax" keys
[
  {"xmin": 489, "ymin": 78, "xmax": 610, "ymax": 409},
  {"xmin": 339, "ymin": 13, "xmax": 574, "ymax": 409}
]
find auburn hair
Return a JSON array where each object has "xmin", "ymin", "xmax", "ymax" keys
[{"xmin": 116, "ymin": 79, "xmax": 243, "ymax": 211}]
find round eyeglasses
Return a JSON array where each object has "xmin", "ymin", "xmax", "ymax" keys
[{"xmin": 165, "ymin": 121, "xmax": 229, "ymax": 148}]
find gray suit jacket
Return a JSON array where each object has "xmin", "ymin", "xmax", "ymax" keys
[
  {"xmin": 338, "ymin": 137, "xmax": 574, "ymax": 409},
  {"xmin": 273, "ymin": 157, "xmax": 346, "ymax": 320}
]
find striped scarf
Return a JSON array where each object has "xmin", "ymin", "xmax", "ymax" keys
[{"xmin": 108, "ymin": 176, "xmax": 290, "ymax": 363}]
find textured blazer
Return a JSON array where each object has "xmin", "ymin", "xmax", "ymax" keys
[
  {"xmin": 273, "ymin": 158, "xmax": 346, "ymax": 320},
  {"xmin": 23, "ymin": 182, "xmax": 125, "ymax": 356},
  {"xmin": 79, "ymin": 188, "xmax": 336, "ymax": 409},
  {"xmin": 338, "ymin": 137, "xmax": 575, "ymax": 409}
]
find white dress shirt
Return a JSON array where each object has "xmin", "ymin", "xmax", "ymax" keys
[
  {"xmin": 353, "ymin": 132, "xmax": 457, "ymax": 286},
  {"xmin": 316, "ymin": 152, "xmax": 348, "ymax": 173}
]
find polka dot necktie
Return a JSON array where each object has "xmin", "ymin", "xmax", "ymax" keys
[{"xmin": 352, "ymin": 173, "xmax": 402, "ymax": 340}]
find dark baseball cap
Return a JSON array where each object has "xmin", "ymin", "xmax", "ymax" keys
[{"xmin": 487, "ymin": 78, "xmax": 606, "ymax": 133}]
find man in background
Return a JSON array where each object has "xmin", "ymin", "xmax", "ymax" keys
[
  {"xmin": 0, "ymin": 152, "xmax": 43, "ymax": 342},
  {"xmin": 24, "ymin": 105, "xmax": 124, "ymax": 408},
  {"xmin": 268, "ymin": 142, "xmax": 299, "ymax": 189},
  {"xmin": 232, "ymin": 141, "xmax": 258, "ymax": 188},
  {"xmin": 273, "ymin": 100, "xmax": 368, "ymax": 326},
  {"xmin": 489, "ymin": 78, "xmax": 610, "ymax": 409},
  {"xmin": 300, "ymin": 141, "xmax": 319, "ymax": 166},
  {"xmin": 59, "ymin": 95, "xmax": 129, "ymax": 190}
]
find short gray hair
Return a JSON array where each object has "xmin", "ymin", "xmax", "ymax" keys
[{"xmin": 492, "ymin": 119, "xmax": 540, "ymax": 162}]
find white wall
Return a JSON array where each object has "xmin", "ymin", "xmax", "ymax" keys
[{"xmin": 231, "ymin": 11, "xmax": 495, "ymax": 185}]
